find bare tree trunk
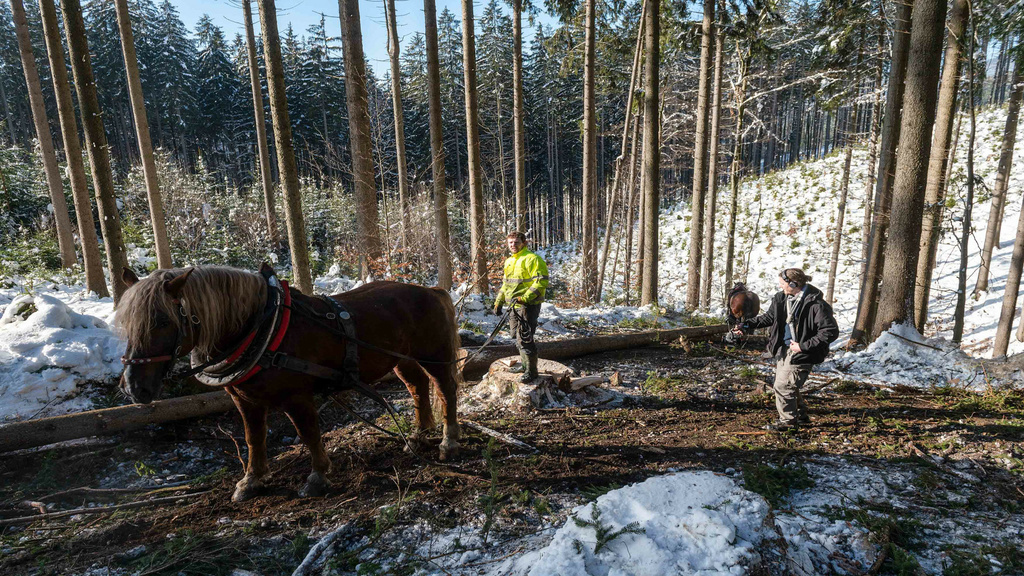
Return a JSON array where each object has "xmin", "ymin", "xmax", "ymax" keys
[
  {"xmin": 256, "ymin": 0, "xmax": 312, "ymax": 294},
  {"xmin": 39, "ymin": 0, "xmax": 106, "ymax": 295},
  {"xmin": 827, "ymin": 114, "xmax": 854, "ymax": 304},
  {"xmin": 723, "ymin": 51, "xmax": 748, "ymax": 296},
  {"xmin": 60, "ymin": 0, "xmax": 130, "ymax": 302},
  {"xmin": 581, "ymin": 0, "xmax": 599, "ymax": 302},
  {"xmin": 512, "ymin": 0, "xmax": 526, "ymax": 232},
  {"xmin": 384, "ymin": 0, "xmax": 411, "ymax": 253},
  {"xmin": 994, "ymin": 193, "xmax": 1024, "ymax": 355},
  {"xmin": 639, "ymin": 0, "xmax": 659, "ymax": 306},
  {"xmin": 424, "ymin": 0, "xmax": 452, "ymax": 290},
  {"xmin": 860, "ymin": 18, "xmax": 885, "ymax": 274},
  {"xmin": 851, "ymin": 0, "xmax": 913, "ymax": 345},
  {"xmin": 873, "ymin": 0, "xmax": 947, "ymax": 340},
  {"xmin": 0, "ymin": 80, "xmax": 15, "ymax": 145},
  {"xmin": 597, "ymin": 0, "xmax": 645, "ymax": 300},
  {"xmin": 687, "ymin": 0, "xmax": 714, "ymax": 310},
  {"xmin": 701, "ymin": 15, "xmax": 724, "ymax": 310},
  {"xmin": 243, "ymin": 0, "xmax": 278, "ymax": 251},
  {"xmin": 338, "ymin": 0, "xmax": 383, "ymax": 278},
  {"xmin": 12, "ymin": 0, "xmax": 76, "ymax": 269},
  {"xmin": 976, "ymin": 54, "xmax": 1023, "ymax": 293},
  {"xmin": 622, "ymin": 110, "xmax": 642, "ymax": 306},
  {"xmin": 954, "ymin": 12, "xmax": 977, "ymax": 344},
  {"xmin": 462, "ymin": 0, "xmax": 485, "ymax": 293},
  {"xmin": 113, "ymin": 0, "xmax": 171, "ymax": 270},
  {"xmin": 914, "ymin": 0, "xmax": 968, "ymax": 330}
]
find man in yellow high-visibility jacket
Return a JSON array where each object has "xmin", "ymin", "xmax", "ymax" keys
[{"xmin": 493, "ymin": 231, "xmax": 549, "ymax": 382}]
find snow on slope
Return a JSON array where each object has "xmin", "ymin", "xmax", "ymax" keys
[{"xmin": 644, "ymin": 106, "xmax": 1024, "ymax": 360}]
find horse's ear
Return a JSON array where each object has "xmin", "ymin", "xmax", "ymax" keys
[
  {"xmin": 122, "ymin": 267, "xmax": 140, "ymax": 288},
  {"xmin": 259, "ymin": 262, "xmax": 275, "ymax": 277},
  {"xmin": 164, "ymin": 268, "xmax": 194, "ymax": 298}
]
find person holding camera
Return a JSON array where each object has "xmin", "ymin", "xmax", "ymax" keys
[{"xmin": 733, "ymin": 268, "xmax": 838, "ymax": 430}]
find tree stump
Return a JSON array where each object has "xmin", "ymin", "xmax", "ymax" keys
[{"xmin": 462, "ymin": 356, "xmax": 625, "ymax": 412}]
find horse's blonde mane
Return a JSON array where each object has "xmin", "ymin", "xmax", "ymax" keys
[{"xmin": 117, "ymin": 266, "xmax": 268, "ymax": 357}]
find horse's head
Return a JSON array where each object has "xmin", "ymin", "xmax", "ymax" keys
[{"xmin": 117, "ymin": 267, "xmax": 196, "ymax": 404}]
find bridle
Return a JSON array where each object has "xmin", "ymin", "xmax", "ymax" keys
[{"xmin": 121, "ymin": 297, "xmax": 199, "ymax": 370}]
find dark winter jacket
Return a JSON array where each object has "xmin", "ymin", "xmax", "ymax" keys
[{"xmin": 743, "ymin": 284, "xmax": 839, "ymax": 365}]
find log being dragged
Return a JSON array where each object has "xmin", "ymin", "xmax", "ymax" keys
[{"xmin": 0, "ymin": 325, "xmax": 728, "ymax": 454}]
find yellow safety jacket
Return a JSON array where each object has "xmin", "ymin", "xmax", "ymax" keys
[{"xmin": 495, "ymin": 248, "xmax": 549, "ymax": 308}]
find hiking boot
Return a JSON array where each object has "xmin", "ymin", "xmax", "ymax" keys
[
  {"xmin": 763, "ymin": 420, "xmax": 799, "ymax": 432},
  {"xmin": 518, "ymin": 354, "xmax": 539, "ymax": 383},
  {"xmin": 797, "ymin": 415, "xmax": 811, "ymax": 425},
  {"xmin": 510, "ymin": 351, "xmax": 530, "ymax": 374}
]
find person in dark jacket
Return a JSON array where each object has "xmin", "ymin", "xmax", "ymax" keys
[{"xmin": 733, "ymin": 268, "xmax": 839, "ymax": 430}]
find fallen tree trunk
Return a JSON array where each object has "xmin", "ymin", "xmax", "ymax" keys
[{"xmin": 0, "ymin": 324, "xmax": 728, "ymax": 453}]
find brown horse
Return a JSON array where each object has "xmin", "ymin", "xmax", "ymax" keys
[
  {"xmin": 726, "ymin": 283, "xmax": 760, "ymax": 340},
  {"xmin": 117, "ymin": 265, "xmax": 461, "ymax": 502}
]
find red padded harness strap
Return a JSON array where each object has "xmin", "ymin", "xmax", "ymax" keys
[{"xmin": 226, "ymin": 280, "xmax": 292, "ymax": 387}]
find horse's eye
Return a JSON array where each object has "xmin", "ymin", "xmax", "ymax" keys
[{"xmin": 156, "ymin": 319, "xmax": 169, "ymax": 329}]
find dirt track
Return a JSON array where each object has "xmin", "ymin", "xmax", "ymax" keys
[{"xmin": 1, "ymin": 341, "xmax": 1022, "ymax": 575}]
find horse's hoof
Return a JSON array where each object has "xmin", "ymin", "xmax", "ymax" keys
[
  {"xmin": 298, "ymin": 473, "xmax": 331, "ymax": 498},
  {"xmin": 438, "ymin": 440, "xmax": 460, "ymax": 461}
]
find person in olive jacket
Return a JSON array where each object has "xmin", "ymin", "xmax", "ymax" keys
[
  {"xmin": 493, "ymin": 232, "xmax": 550, "ymax": 382},
  {"xmin": 733, "ymin": 268, "xmax": 839, "ymax": 430}
]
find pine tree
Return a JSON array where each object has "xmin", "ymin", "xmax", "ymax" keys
[
  {"xmin": 425, "ymin": 0, "xmax": 454, "ymax": 289},
  {"xmin": 686, "ymin": 0, "xmax": 715, "ymax": 311},
  {"xmin": 462, "ymin": 0, "xmax": 485, "ymax": 291},
  {"xmin": 241, "ymin": 0, "xmax": 278, "ymax": 248},
  {"xmin": 639, "ymin": 0, "xmax": 659, "ymax": 306}
]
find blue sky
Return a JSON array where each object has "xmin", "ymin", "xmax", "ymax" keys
[{"xmin": 172, "ymin": 0, "xmax": 558, "ymax": 74}]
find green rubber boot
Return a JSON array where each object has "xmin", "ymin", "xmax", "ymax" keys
[
  {"xmin": 510, "ymin": 351, "xmax": 530, "ymax": 374},
  {"xmin": 518, "ymin": 354, "xmax": 539, "ymax": 383}
]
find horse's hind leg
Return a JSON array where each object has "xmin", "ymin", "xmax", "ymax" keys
[
  {"xmin": 422, "ymin": 362, "xmax": 460, "ymax": 461},
  {"xmin": 393, "ymin": 360, "xmax": 435, "ymax": 448},
  {"xmin": 229, "ymin": 394, "xmax": 271, "ymax": 502},
  {"xmin": 283, "ymin": 396, "xmax": 333, "ymax": 498}
]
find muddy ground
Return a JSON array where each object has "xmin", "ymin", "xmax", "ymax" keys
[{"xmin": 1, "ymin": 340, "xmax": 1023, "ymax": 575}]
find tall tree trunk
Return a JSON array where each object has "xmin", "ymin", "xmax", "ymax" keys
[
  {"xmin": 851, "ymin": 0, "xmax": 913, "ymax": 345},
  {"xmin": 622, "ymin": 110, "xmax": 642, "ymax": 306},
  {"xmin": 242, "ymin": 0, "xmax": 278, "ymax": 251},
  {"xmin": 723, "ymin": 51, "xmax": 748, "ymax": 296},
  {"xmin": 994, "ymin": 193, "xmax": 1024, "ymax": 356},
  {"xmin": 975, "ymin": 54, "xmax": 1023, "ymax": 293},
  {"xmin": 60, "ymin": 0, "xmax": 130, "ymax": 302},
  {"xmin": 686, "ymin": 0, "xmax": 714, "ymax": 310},
  {"xmin": 597, "ymin": 1, "xmax": 646, "ymax": 300},
  {"xmin": 700, "ymin": 16, "xmax": 724, "ymax": 310},
  {"xmin": 639, "ymin": 0, "xmax": 659, "ymax": 306},
  {"xmin": 512, "ymin": 0, "xmax": 526, "ymax": 232},
  {"xmin": 827, "ymin": 113, "xmax": 854, "ymax": 304},
  {"xmin": 12, "ymin": 0, "xmax": 76, "ymax": 269},
  {"xmin": 872, "ymin": 0, "xmax": 947, "ymax": 340},
  {"xmin": 461, "ymin": 0, "xmax": 485, "ymax": 293},
  {"xmin": 384, "ymin": 0, "xmax": 411, "ymax": 253},
  {"xmin": 0, "ymin": 80, "xmax": 15, "ymax": 145},
  {"xmin": 914, "ymin": 0, "xmax": 968, "ymax": 330},
  {"xmin": 954, "ymin": 13, "xmax": 977, "ymax": 344},
  {"xmin": 424, "ymin": 0, "xmax": 453, "ymax": 290},
  {"xmin": 39, "ymin": 0, "xmax": 105, "ymax": 295},
  {"xmin": 256, "ymin": 0, "xmax": 312, "ymax": 294},
  {"xmin": 581, "ymin": 0, "xmax": 599, "ymax": 303},
  {"xmin": 338, "ymin": 0, "xmax": 383, "ymax": 278},
  {"xmin": 861, "ymin": 14, "xmax": 885, "ymax": 274},
  {"xmin": 113, "ymin": 0, "xmax": 171, "ymax": 270}
]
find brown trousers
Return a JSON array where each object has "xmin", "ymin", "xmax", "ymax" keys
[{"xmin": 774, "ymin": 350, "xmax": 811, "ymax": 423}]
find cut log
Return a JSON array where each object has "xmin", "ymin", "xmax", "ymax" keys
[
  {"xmin": 0, "ymin": 391, "xmax": 235, "ymax": 454},
  {"xmin": 0, "ymin": 325, "xmax": 729, "ymax": 453}
]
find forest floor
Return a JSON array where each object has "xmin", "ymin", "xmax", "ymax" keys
[{"xmin": 1, "ymin": 340, "xmax": 1023, "ymax": 576}]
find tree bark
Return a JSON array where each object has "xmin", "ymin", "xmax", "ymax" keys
[
  {"xmin": 512, "ymin": 0, "xmax": 526, "ymax": 233},
  {"xmin": 424, "ymin": 0, "xmax": 453, "ymax": 290},
  {"xmin": 12, "ymin": 0, "xmax": 76, "ymax": 270},
  {"xmin": 701, "ymin": 16, "xmax": 725, "ymax": 310},
  {"xmin": 242, "ymin": 0, "xmax": 279, "ymax": 251},
  {"xmin": 597, "ymin": 1, "xmax": 646, "ymax": 301},
  {"xmin": 994, "ymin": 194, "xmax": 1024, "ymax": 356},
  {"xmin": 687, "ymin": 0, "xmax": 714, "ymax": 310},
  {"xmin": 113, "ymin": 0, "xmax": 172, "ymax": 270},
  {"xmin": 461, "ymin": 0, "xmax": 485, "ymax": 293},
  {"xmin": 975, "ymin": 53, "xmax": 1023, "ymax": 293},
  {"xmin": 827, "ymin": 113, "xmax": 854, "ymax": 304},
  {"xmin": 723, "ymin": 50, "xmax": 748, "ymax": 296},
  {"xmin": 338, "ymin": 0, "xmax": 383, "ymax": 278},
  {"xmin": 872, "ymin": 0, "xmax": 947, "ymax": 340},
  {"xmin": 38, "ymin": 0, "xmax": 106, "ymax": 295},
  {"xmin": 256, "ymin": 0, "xmax": 312, "ymax": 294},
  {"xmin": 581, "ymin": 0, "xmax": 599, "ymax": 303},
  {"xmin": 860, "ymin": 15, "xmax": 885, "ymax": 275},
  {"xmin": 954, "ymin": 13, "xmax": 977, "ymax": 344},
  {"xmin": 851, "ymin": 0, "xmax": 913, "ymax": 345},
  {"xmin": 914, "ymin": 0, "xmax": 968, "ymax": 330},
  {"xmin": 61, "ymin": 0, "xmax": 130, "ymax": 303},
  {"xmin": 383, "ymin": 0, "xmax": 410, "ymax": 254},
  {"xmin": 639, "ymin": 0, "xmax": 659, "ymax": 306}
]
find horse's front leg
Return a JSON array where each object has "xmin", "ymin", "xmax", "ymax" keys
[
  {"xmin": 230, "ymin": 394, "xmax": 271, "ymax": 502},
  {"xmin": 284, "ymin": 397, "xmax": 333, "ymax": 498}
]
